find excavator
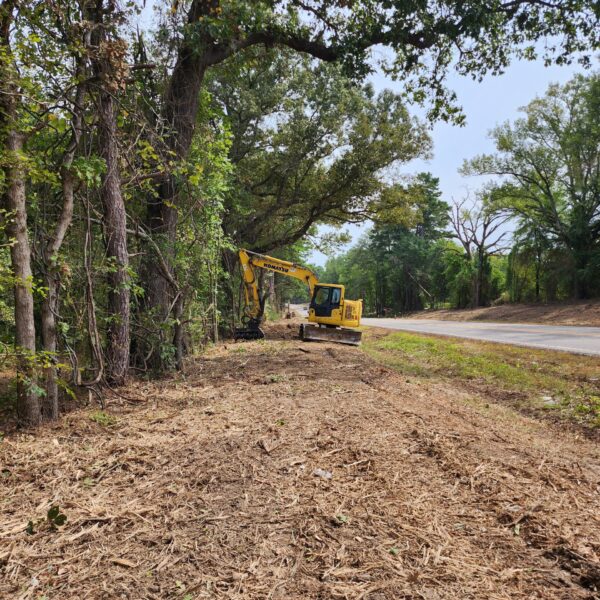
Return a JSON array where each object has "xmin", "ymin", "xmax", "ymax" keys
[{"xmin": 234, "ymin": 249, "xmax": 363, "ymax": 346}]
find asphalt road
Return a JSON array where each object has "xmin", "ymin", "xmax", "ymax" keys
[{"xmin": 362, "ymin": 318, "xmax": 600, "ymax": 356}]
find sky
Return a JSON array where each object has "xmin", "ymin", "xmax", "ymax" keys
[{"xmin": 309, "ymin": 56, "xmax": 586, "ymax": 266}]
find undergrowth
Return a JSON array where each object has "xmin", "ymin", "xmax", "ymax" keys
[{"xmin": 89, "ymin": 411, "xmax": 118, "ymax": 427}]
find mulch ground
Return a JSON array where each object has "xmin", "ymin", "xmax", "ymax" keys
[{"xmin": 1, "ymin": 322, "xmax": 599, "ymax": 599}]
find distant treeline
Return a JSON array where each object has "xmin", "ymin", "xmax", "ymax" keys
[{"xmin": 319, "ymin": 74, "xmax": 600, "ymax": 316}]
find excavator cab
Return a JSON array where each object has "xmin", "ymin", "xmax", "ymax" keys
[
  {"xmin": 310, "ymin": 285, "xmax": 342, "ymax": 317},
  {"xmin": 301, "ymin": 283, "xmax": 362, "ymax": 344}
]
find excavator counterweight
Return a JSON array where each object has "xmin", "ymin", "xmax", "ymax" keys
[{"xmin": 235, "ymin": 249, "xmax": 362, "ymax": 346}]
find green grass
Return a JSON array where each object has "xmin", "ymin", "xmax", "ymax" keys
[
  {"xmin": 89, "ymin": 410, "xmax": 118, "ymax": 427},
  {"xmin": 363, "ymin": 330, "xmax": 600, "ymax": 429}
]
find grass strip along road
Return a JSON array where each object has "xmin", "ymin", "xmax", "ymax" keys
[
  {"xmin": 362, "ymin": 318, "xmax": 600, "ymax": 356},
  {"xmin": 363, "ymin": 328, "xmax": 600, "ymax": 433}
]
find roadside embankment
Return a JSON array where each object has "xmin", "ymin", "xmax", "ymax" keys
[{"xmin": 403, "ymin": 300, "xmax": 600, "ymax": 327}]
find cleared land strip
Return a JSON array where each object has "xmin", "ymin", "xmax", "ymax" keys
[
  {"xmin": 1, "ymin": 324, "xmax": 599, "ymax": 599},
  {"xmin": 363, "ymin": 318, "xmax": 600, "ymax": 356}
]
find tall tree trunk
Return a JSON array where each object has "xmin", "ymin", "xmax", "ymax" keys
[
  {"xmin": 142, "ymin": 0, "xmax": 215, "ymax": 358},
  {"xmin": 1, "ymin": 4, "xmax": 40, "ymax": 426},
  {"xmin": 40, "ymin": 171, "xmax": 78, "ymax": 418},
  {"xmin": 142, "ymin": 55, "xmax": 208, "ymax": 348},
  {"xmin": 140, "ymin": 60, "xmax": 205, "ymax": 367},
  {"xmin": 98, "ymin": 90, "xmax": 130, "ymax": 384},
  {"xmin": 90, "ymin": 2, "xmax": 130, "ymax": 384},
  {"xmin": 4, "ymin": 131, "xmax": 41, "ymax": 426}
]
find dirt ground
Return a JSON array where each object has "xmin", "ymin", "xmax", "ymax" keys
[
  {"xmin": 1, "ymin": 322, "xmax": 600, "ymax": 599},
  {"xmin": 405, "ymin": 300, "xmax": 600, "ymax": 326}
]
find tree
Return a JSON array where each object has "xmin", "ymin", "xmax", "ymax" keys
[
  {"xmin": 506, "ymin": 219, "xmax": 554, "ymax": 303},
  {"xmin": 210, "ymin": 48, "xmax": 430, "ymax": 252},
  {"xmin": 450, "ymin": 196, "xmax": 510, "ymax": 307},
  {"xmin": 1, "ymin": 0, "xmax": 138, "ymax": 422},
  {"xmin": 323, "ymin": 174, "xmax": 450, "ymax": 315},
  {"xmin": 0, "ymin": 0, "xmax": 41, "ymax": 426},
  {"xmin": 367, "ymin": 174, "xmax": 450, "ymax": 313},
  {"xmin": 20, "ymin": 4, "xmax": 91, "ymax": 419},
  {"xmin": 464, "ymin": 73, "xmax": 600, "ymax": 299},
  {"xmin": 89, "ymin": 1, "xmax": 131, "ymax": 384}
]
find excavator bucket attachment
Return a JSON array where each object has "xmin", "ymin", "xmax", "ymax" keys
[
  {"xmin": 299, "ymin": 323, "xmax": 362, "ymax": 346},
  {"xmin": 234, "ymin": 318, "xmax": 265, "ymax": 341},
  {"xmin": 234, "ymin": 327, "xmax": 265, "ymax": 341}
]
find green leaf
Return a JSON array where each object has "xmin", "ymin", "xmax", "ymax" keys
[{"xmin": 54, "ymin": 514, "xmax": 67, "ymax": 526}]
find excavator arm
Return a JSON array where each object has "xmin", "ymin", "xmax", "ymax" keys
[{"xmin": 236, "ymin": 249, "xmax": 319, "ymax": 339}]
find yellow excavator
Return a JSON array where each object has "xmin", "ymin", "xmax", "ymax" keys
[{"xmin": 235, "ymin": 249, "xmax": 363, "ymax": 345}]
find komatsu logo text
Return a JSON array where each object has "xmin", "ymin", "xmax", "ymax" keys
[{"xmin": 264, "ymin": 263, "xmax": 289, "ymax": 273}]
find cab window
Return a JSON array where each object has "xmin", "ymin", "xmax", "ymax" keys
[
  {"xmin": 331, "ymin": 288, "xmax": 341, "ymax": 305},
  {"xmin": 313, "ymin": 287, "xmax": 330, "ymax": 306}
]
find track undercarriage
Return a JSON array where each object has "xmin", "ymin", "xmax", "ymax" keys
[
  {"xmin": 299, "ymin": 323, "xmax": 362, "ymax": 346},
  {"xmin": 234, "ymin": 320, "xmax": 361, "ymax": 346}
]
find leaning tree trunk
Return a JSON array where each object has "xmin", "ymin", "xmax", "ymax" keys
[
  {"xmin": 40, "ymin": 170, "xmax": 78, "ymax": 418},
  {"xmin": 4, "ymin": 131, "xmax": 41, "ymax": 426},
  {"xmin": 40, "ymin": 65, "xmax": 86, "ymax": 419}
]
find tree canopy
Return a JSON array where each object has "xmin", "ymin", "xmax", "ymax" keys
[
  {"xmin": 163, "ymin": 0, "xmax": 599, "ymax": 123},
  {"xmin": 464, "ymin": 73, "xmax": 600, "ymax": 298},
  {"xmin": 209, "ymin": 48, "xmax": 431, "ymax": 252}
]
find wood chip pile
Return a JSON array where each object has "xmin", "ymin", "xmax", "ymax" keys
[{"xmin": 1, "ymin": 323, "xmax": 599, "ymax": 598}]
